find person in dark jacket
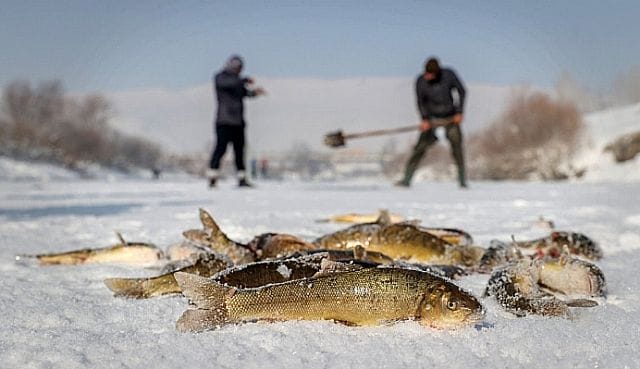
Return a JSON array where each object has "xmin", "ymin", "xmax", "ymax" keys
[
  {"xmin": 396, "ymin": 57, "xmax": 468, "ymax": 188},
  {"xmin": 207, "ymin": 55, "xmax": 265, "ymax": 188}
]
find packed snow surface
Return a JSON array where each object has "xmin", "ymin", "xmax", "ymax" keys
[{"xmin": 1, "ymin": 179, "xmax": 639, "ymax": 369}]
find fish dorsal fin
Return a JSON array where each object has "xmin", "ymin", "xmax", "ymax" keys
[
  {"xmin": 116, "ymin": 232, "xmax": 127, "ymax": 246},
  {"xmin": 198, "ymin": 208, "xmax": 233, "ymax": 244},
  {"xmin": 376, "ymin": 209, "xmax": 392, "ymax": 225},
  {"xmin": 199, "ymin": 208, "xmax": 218, "ymax": 231}
]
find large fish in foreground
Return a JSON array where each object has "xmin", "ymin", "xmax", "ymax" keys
[
  {"xmin": 16, "ymin": 233, "xmax": 164, "ymax": 267},
  {"xmin": 104, "ymin": 253, "xmax": 230, "ymax": 299},
  {"xmin": 175, "ymin": 267, "xmax": 485, "ymax": 332}
]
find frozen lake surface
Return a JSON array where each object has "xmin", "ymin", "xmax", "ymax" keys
[{"xmin": 1, "ymin": 179, "xmax": 639, "ymax": 369}]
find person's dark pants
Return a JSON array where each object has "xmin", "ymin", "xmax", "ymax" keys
[
  {"xmin": 401, "ymin": 123, "xmax": 466, "ymax": 186},
  {"xmin": 209, "ymin": 125, "xmax": 246, "ymax": 173}
]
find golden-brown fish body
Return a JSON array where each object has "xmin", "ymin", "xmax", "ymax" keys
[
  {"xmin": 104, "ymin": 253, "xmax": 230, "ymax": 299},
  {"xmin": 182, "ymin": 209, "xmax": 256, "ymax": 265},
  {"xmin": 418, "ymin": 227, "xmax": 474, "ymax": 247},
  {"xmin": 175, "ymin": 267, "xmax": 485, "ymax": 332},
  {"xmin": 314, "ymin": 222, "xmax": 482, "ymax": 266},
  {"xmin": 19, "ymin": 242, "xmax": 164, "ymax": 267}
]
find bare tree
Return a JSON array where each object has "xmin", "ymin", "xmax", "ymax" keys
[{"xmin": 468, "ymin": 91, "xmax": 584, "ymax": 180}]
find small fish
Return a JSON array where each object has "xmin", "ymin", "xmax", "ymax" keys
[
  {"xmin": 315, "ymin": 209, "xmax": 405, "ymax": 224},
  {"xmin": 175, "ymin": 267, "xmax": 485, "ymax": 332},
  {"xmin": 513, "ymin": 231, "xmax": 603, "ymax": 260},
  {"xmin": 314, "ymin": 220, "xmax": 483, "ymax": 267},
  {"xmin": 182, "ymin": 209, "xmax": 257, "ymax": 265},
  {"xmin": 484, "ymin": 252, "xmax": 605, "ymax": 317},
  {"xmin": 16, "ymin": 233, "xmax": 164, "ymax": 267},
  {"xmin": 104, "ymin": 253, "xmax": 230, "ymax": 299},
  {"xmin": 166, "ymin": 241, "xmax": 211, "ymax": 261}
]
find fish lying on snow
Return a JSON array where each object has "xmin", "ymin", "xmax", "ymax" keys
[
  {"xmin": 513, "ymin": 231, "xmax": 603, "ymax": 260},
  {"xmin": 175, "ymin": 267, "xmax": 485, "ymax": 332},
  {"xmin": 182, "ymin": 209, "xmax": 257, "ymax": 264},
  {"xmin": 315, "ymin": 209, "xmax": 405, "ymax": 224},
  {"xmin": 484, "ymin": 251, "xmax": 606, "ymax": 317},
  {"xmin": 104, "ymin": 253, "xmax": 230, "ymax": 299},
  {"xmin": 16, "ymin": 233, "xmax": 164, "ymax": 267},
  {"xmin": 313, "ymin": 217, "xmax": 483, "ymax": 266}
]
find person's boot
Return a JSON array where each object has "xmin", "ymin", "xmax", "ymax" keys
[
  {"xmin": 206, "ymin": 169, "xmax": 219, "ymax": 189},
  {"xmin": 394, "ymin": 179, "xmax": 410, "ymax": 187},
  {"xmin": 238, "ymin": 177, "xmax": 253, "ymax": 188},
  {"xmin": 457, "ymin": 167, "xmax": 468, "ymax": 189}
]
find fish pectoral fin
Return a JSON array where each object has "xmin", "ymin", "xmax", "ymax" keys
[
  {"xmin": 104, "ymin": 278, "xmax": 155, "ymax": 299},
  {"xmin": 565, "ymin": 299, "xmax": 599, "ymax": 308},
  {"xmin": 331, "ymin": 319, "xmax": 359, "ymax": 327},
  {"xmin": 115, "ymin": 232, "xmax": 127, "ymax": 245},
  {"xmin": 176, "ymin": 308, "xmax": 229, "ymax": 332},
  {"xmin": 174, "ymin": 272, "xmax": 231, "ymax": 310}
]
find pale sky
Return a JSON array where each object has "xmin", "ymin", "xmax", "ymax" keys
[{"xmin": 2, "ymin": 0, "xmax": 639, "ymax": 92}]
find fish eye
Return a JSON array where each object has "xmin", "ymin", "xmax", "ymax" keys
[{"xmin": 447, "ymin": 300, "xmax": 458, "ymax": 310}]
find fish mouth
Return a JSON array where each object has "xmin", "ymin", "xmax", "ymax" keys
[{"xmin": 466, "ymin": 307, "xmax": 486, "ymax": 324}]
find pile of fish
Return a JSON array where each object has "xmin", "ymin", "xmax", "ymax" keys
[{"xmin": 17, "ymin": 209, "xmax": 607, "ymax": 332}]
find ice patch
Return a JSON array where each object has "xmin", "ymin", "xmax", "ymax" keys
[{"xmin": 277, "ymin": 264, "xmax": 292, "ymax": 279}]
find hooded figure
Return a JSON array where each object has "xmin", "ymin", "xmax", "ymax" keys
[{"xmin": 207, "ymin": 55, "xmax": 265, "ymax": 188}]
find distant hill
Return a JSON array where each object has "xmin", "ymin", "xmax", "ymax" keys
[{"xmin": 105, "ymin": 78, "xmax": 516, "ymax": 156}]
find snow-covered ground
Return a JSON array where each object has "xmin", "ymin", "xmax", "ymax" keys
[
  {"xmin": 1, "ymin": 178, "xmax": 639, "ymax": 369},
  {"xmin": 574, "ymin": 102, "xmax": 640, "ymax": 182}
]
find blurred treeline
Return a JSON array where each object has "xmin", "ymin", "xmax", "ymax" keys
[
  {"xmin": 383, "ymin": 91, "xmax": 586, "ymax": 180},
  {"xmin": 0, "ymin": 80, "xmax": 174, "ymax": 174}
]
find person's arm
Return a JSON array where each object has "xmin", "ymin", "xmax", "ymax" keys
[
  {"xmin": 450, "ymin": 70, "xmax": 466, "ymax": 114},
  {"xmin": 416, "ymin": 78, "xmax": 431, "ymax": 131},
  {"xmin": 416, "ymin": 78, "xmax": 429, "ymax": 120}
]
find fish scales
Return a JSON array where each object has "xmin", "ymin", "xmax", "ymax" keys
[{"xmin": 227, "ymin": 269, "xmax": 445, "ymax": 324}]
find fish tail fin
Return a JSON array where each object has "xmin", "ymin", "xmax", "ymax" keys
[
  {"xmin": 104, "ymin": 277, "xmax": 155, "ymax": 299},
  {"xmin": 174, "ymin": 272, "xmax": 232, "ymax": 332},
  {"xmin": 33, "ymin": 252, "xmax": 89, "ymax": 265}
]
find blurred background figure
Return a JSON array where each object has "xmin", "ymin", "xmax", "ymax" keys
[
  {"xmin": 207, "ymin": 55, "xmax": 265, "ymax": 188},
  {"xmin": 396, "ymin": 57, "xmax": 467, "ymax": 188}
]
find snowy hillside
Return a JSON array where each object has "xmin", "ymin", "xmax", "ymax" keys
[
  {"xmin": 573, "ymin": 103, "xmax": 640, "ymax": 182},
  {"xmin": 105, "ymin": 78, "xmax": 515, "ymax": 155}
]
